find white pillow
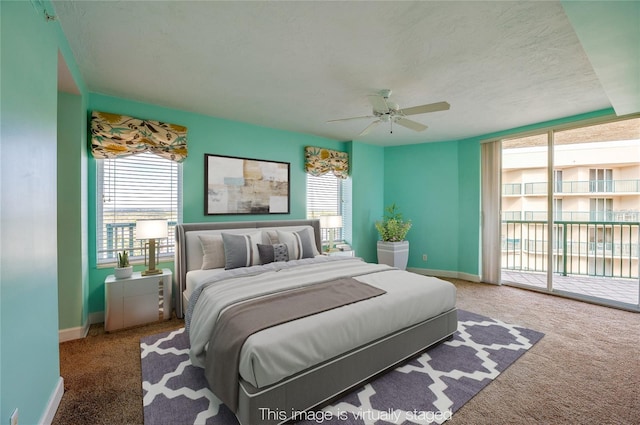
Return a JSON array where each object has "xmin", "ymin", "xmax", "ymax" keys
[
  {"xmin": 198, "ymin": 234, "xmax": 225, "ymax": 270},
  {"xmin": 265, "ymin": 230, "xmax": 279, "ymax": 245}
]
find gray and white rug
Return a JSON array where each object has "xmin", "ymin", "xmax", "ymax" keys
[{"xmin": 141, "ymin": 310, "xmax": 543, "ymax": 425}]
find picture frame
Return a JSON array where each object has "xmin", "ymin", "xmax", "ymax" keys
[{"xmin": 204, "ymin": 154, "xmax": 290, "ymax": 215}]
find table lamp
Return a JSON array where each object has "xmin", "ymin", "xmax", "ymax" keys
[
  {"xmin": 319, "ymin": 215, "xmax": 343, "ymax": 252},
  {"xmin": 136, "ymin": 219, "xmax": 168, "ymax": 276}
]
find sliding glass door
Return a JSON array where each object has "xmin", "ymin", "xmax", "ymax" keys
[
  {"xmin": 500, "ymin": 117, "xmax": 640, "ymax": 311},
  {"xmin": 501, "ymin": 133, "xmax": 550, "ymax": 291}
]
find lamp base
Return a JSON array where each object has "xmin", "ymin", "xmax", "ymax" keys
[{"xmin": 142, "ymin": 268, "xmax": 162, "ymax": 276}]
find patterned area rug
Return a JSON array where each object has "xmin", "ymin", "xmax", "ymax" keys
[{"xmin": 140, "ymin": 310, "xmax": 543, "ymax": 425}]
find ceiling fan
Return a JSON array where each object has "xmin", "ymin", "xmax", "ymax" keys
[{"xmin": 328, "ymin": 89, "xmax": 450, "ymax": 137}]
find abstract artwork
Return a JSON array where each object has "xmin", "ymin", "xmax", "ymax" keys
[{"xmin": 205, "ymin": 154, "xmax": 290, "ymax": 215}]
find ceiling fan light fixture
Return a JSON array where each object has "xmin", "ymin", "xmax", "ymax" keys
[
  {"xmin": 328, "ymin": 89, "xmax": 449, "ymax": 138},
  {"xmin": 379, "ymin": 89, "xmax": 392, "ymax": 99}
]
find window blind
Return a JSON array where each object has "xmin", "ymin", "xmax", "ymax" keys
[
  {"xmin": 306, "ymin": 173, "xmax": 345, "ymax": 241},
  {"xmin": 96, "ymin": 152, "xmax": 181, "ymax": 264}
]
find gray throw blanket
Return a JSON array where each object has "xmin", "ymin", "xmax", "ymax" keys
[{"xmin": 204, "ymin": 277, "xmax": 386, "ymax": 411}]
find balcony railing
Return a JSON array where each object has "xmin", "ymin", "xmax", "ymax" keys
[
  {"xmin": 503, "ymin": 179, "xmax": 640, "ymax": 195},
  {"xmin": 558, "ymin": 179, "xmax": 640, "ymax": 194},
  {"xmin": 511, "ymin": 210, "xmax": 640, "ymax": 222},
  {"xmin": 502, "ymin": 219, "xmax": 639, "ymax": 279},
  {"xmin": 99, "ymin": 221, "xmax": 177, "ymax": 263},
  {"xmin": 503, "ymin": 183, "xmax": 522, "ymax": 195}
]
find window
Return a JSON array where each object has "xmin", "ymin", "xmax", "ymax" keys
[
  {"xmin": 306, "ymin": 173, "xmax": 345, "ymax": 242},
  {"xmin": 554, "ymin": 170, "xmax": 563, "ymax": 193},
  {"xmin": 589, "ymin": 168, "xmax": 613, "ymax": 192},
  {"xmin": 96, "ymin": 152, "xmax": 181, "ymax": 264},
  {"xmin": 553, "ymin": 198, "xmax": 563, "ymax": 221},
  {"xmin": 590, "ymin": 198, "xmax": 613, "ymax": 222}
]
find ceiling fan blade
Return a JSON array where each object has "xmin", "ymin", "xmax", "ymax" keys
[
  {"xmin": 358, "ymin": 120, "xmax": 381, "ymax": 136},
  {"xmin": 400, "ymin": 101, "xmax": 450, "ymax": 116},
  {"xmin": 395, "ymin": 118, "xmax": 428, "ymax": 132},
  {"xmin": 367, "ymin": 94, "xmax": 390, "ymax": 113},
  {"xmin": 327, "ymin": 115, "xmax": 375, "ymax": 123}
]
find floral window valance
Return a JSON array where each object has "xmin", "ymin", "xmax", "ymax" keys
[
  {"xmin": 304, "ymin": 146, "xmax": 349, "ymax": 179},
  {"xmin": 90, "ymin": 111, "xmax": 188, "ymax": 163}
]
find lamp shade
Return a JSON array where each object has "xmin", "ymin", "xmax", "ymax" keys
[
  {"xmin": 136, "ymin": 219, "xmax": 168, "ymax": 240},
  {"xmin": 319, "ymin": 215, "xmax": 343, "ymax": 228}
]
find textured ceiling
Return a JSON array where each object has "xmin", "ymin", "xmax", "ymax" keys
[{"xmin": 53, "ymin": 1, "xmax": 621, "ymax": 146}]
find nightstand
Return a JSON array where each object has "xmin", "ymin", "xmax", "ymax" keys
[{"xmin": 105, "ymin": 269, "xmax": 172, "ymax": 332}]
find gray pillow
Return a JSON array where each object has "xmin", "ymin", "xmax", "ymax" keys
[
  {"xmin": 257, "ymin": 243, "xmax": 289, "ymax": 264},
  {"xmin": 221, "ymin": 231, "xmax": 262, "ymax": 270},
  {"xmin": 276, "ymin": 229, "xmax": 315, "ymax": 260}
]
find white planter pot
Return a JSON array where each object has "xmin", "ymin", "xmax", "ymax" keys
[
  {"xmin": 114, "ymin": 266, "xmax": 133, "ymax": 279},
  {"xmin": 377, "ymin": 240, "xmax": 409, "ymax": 270}
]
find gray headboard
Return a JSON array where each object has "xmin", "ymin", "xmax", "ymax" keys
[{"xmin": 174, "ymin": 219, "xmax": 321, "ymax": 318}]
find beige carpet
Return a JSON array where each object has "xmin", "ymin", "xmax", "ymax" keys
[{"xmin": 52, "ymin": 279, "xmax": 640, "ymax": 425}]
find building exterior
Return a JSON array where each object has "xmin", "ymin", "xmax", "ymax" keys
[{"xmin": 501, "ymin": 138, "xmax": 640, "ymax": 280}]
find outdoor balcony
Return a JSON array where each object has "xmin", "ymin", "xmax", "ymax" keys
[{"xmin": 501, "ymin": 218, "xmax": 639, "ymax": 311}]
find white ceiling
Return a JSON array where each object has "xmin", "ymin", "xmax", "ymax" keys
[{"xmin": 52, "ymin": 1, "xmax": 636, "ymax": 146}]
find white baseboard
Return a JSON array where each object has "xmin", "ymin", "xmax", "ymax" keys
[
  {"xmin": 89, "ymin": 311, "xmax": 104, "ymax": 325},
  {"xmin": 58, "ymin": 321, "xmax": 90, "ymax": 343},
  {"xmin": 457, "ymin": 271, "xmax": 481, "ymax": 282},
  {"xmin": 407, "ymin": 267, "xmax": 481, "ymax": 282},
  {"xmin": 59, "ymin": 311, "xmax": 105, "ymax": 342},
  {"xmin": 40, "ymin": 377, "xmax": 64, "ymax": 425}
]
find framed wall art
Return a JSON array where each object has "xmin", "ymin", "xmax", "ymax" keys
[{"xmin": 204, "ymin": 154, "xmax": 290, "ymax": 215}]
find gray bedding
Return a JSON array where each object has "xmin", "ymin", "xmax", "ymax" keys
[
  {"xmin": 206, "ymin": 276, "xmax": 386, "ymax": 411},
  {"xmin": 187, "ymin": 256, "xmax": 457, "ymax": 390}
]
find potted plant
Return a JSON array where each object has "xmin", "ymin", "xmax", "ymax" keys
[
  {"xmin": 375, "ymin": 203, "xmax": 412, "ymax": 270},
  {"xmin": 114, "ymin": 250, "xmax": 133, "ymax": 279}
]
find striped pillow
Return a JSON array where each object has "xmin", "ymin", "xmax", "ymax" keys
[
  {"xmin": 221, "ymin": 231, "xmax": 262, "ymax": 270},
  {"xmin": 276, "ymin": 229, "xmax": 316, "ymax": 260}
]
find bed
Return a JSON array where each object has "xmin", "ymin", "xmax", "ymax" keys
[{"xmin": 175, "ymin": 219, "xmax": 457, "ymax": 425}]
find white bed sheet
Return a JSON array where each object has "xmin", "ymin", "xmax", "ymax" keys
[{"xmin": 185, "ymin": 268, "xmax": 227, "ymax": 300}]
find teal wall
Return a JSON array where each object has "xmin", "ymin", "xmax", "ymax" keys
[
  {"xmin": 86, "ymin": 93, "xmax": 350, "ymax": 313},
  {"xmin": 384, "ymin": 141, "xmax": 463, "ymax": 271},
  {"xmin": 1, "ymin": 1, "xmax": 62, "ymax": 423},
  {"xmin": 457, "ymin": 138, "xmax": 481, "ymax": 275},
  {"xmin": 57, "ymin": 92, "xmax": 89, "ymax": 330},
  {"xmin": 348, "ymin": 141, "xmax": 384, "ymax": 262}
]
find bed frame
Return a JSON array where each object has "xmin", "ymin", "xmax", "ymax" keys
[{"xmin": 174, "ymin": 219, "xmax": 458, "ymax": 425}]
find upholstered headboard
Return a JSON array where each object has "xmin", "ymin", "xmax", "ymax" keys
[{"xmin": 174, "ymin": 219, "xmax": 321, "ymax": 318}]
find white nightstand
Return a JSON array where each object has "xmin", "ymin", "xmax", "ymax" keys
[{"xmin": 105, "ymin": 269, "xmax": 172, "ymax": 332}]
